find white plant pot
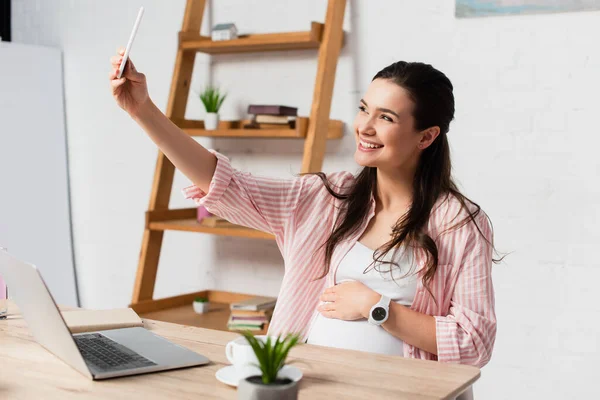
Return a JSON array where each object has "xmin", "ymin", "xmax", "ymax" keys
[
  {"xmin": 205, "ymin": 113, "xmax": 219, "ymax": 130},
  {"xmin": 238, "ymin": 376, "xmax": 298, "ymax": 400},
  {"xmin": 193, "ymin": 301, "xmax": 209, "ymax": 314}
]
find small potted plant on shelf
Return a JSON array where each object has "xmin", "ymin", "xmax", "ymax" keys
[
  {"xmin": 238, "ymin": 331, "xmax": 301, "ymax": 400},
  {"xmin": 199, "ymin": 86, "xmax": 226, "ymax": 130},
  {"xmin": 192, "ymin": 296, "xmax": 209, "ymax": 314}
]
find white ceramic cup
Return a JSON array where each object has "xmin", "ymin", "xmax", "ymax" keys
[{"xmin": 225, "ymin": 335, "xmax": 268, "ymax": 380}]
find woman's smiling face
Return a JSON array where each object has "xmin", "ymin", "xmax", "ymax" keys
[{"xmin": 353, "ymin": 78, "xmax": 423, "ymax": 172}]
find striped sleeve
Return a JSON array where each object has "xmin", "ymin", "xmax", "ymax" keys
[
  {"xmin": 182, "ymin": 150, "xmax": 319, "ymax": 241},
  {"xmin": 434, "ymin": 212, "xmax": 497, "ymax": 368}
]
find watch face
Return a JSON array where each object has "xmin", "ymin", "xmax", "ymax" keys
[{"xmin": 371, "ymin": 306, "xmax": 387, "ymax": 322}]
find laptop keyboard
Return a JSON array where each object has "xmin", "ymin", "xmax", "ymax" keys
[{"xmin": 74, "ymin": 333, "xmax": 157, "ymax": 373}]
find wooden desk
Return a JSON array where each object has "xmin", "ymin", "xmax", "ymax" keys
[{"xmin": 0, "ymin": 302, "xmax": 479, "ymax": 399}]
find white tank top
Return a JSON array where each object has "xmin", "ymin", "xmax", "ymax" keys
[{"xmin": 306, "ymin": 241, "xmax": 418, "ymax": 356}]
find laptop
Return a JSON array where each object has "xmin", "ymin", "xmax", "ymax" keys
[{"xmin": 0, "ymin": 249, "xmax": 210, "ymax": 380}]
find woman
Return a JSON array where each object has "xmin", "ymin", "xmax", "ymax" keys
[{"xmin": 109, "ymin": 51, "xmax": 497, "ymax": 372}]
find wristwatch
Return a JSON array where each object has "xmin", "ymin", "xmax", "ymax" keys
[{"xmin": 367, "ymin": 295, "xmax": 391, "ymax": 325}]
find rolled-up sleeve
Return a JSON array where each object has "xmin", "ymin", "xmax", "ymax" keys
[
  {"xmin": 182, "ymin": 150, "xmax": 319, "ymax": 242},
  {"xmin": 434, "ymin": 212, "xmax": 497, "ymax": 368},
  {"xmin": 182, "ymin": 151, "xmax": 235, "ymax": 211}
]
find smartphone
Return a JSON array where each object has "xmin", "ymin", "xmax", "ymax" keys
[{"xmin": 117, "ymin": 6, "xmax": 145, "ymax": 79}]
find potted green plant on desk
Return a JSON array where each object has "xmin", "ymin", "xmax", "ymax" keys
[
  {"xmin": 199, "ymin": 86, "xmax": 226, "ymax": 130},
  {"xmin": 238, "ymin": 331, "xmax": 301, "ymax": 400},
  {"xmin": 192, "ymin": 296, "xmax": 209, "ymax": 314}
]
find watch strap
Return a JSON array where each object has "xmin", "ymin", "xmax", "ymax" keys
[{"xmin": 377, "ymin": 295, "xmax": 391, "ymax": 308}]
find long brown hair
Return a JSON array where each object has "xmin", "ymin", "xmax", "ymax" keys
[{"xmin": 307, "ymin": 61, "xmax": 500, "ymax": 299}]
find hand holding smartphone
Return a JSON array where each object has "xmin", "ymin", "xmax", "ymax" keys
[
  {"xmin": 110, "ymin": 6, "xmax": 150, "ymax": 116},
  {"xmin": 117, "ymin": 6, "xmax": 145, "ymax": 79}
]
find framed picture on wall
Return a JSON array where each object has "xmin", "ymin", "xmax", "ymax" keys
[
  {"xmin": 0, "ymin": 0, "xmax": 10, "ymax": 42},
  {"xmin": 456, "ymin": 0, "xmax": 600, "ymax": 18}
]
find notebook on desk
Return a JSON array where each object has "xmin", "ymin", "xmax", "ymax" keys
[{"xmin": 62, "ymin": 308, "xmax": 144, "ymax": 334}]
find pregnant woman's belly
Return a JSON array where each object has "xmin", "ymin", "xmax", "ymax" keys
[
  {"xmin": 306, "ymin": 310, "xmax": 405, "ymax": 356},
  {"xmin": 305, "ymin": 241, "xmax": 418, "ymax": 356}
]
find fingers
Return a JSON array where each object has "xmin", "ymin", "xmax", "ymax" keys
[
  {"xmin": 108, "ymin": 57, "xmax": 141, "ymax": 81},
  {"xmin": 110, "ymin": 75, "xmax": 126, "ymax": 88},
  {"xmin": 123, "ymin": 60, "xmax": 142, "ymax": 82},
  {"xmin": 123, "ymin": 57, "xmax": 134, "ymax": 76},
  {"xmin": 109, "ymin": 48, "xmax": 129, "ymax": 89},
  {"xmin": 323, "ymin": 286, "xmax": 336, "ymax": 295},
  {"xmin": 109, "ymin": 52, "xmax": 124, "ymax": 81},
  {"xmin": 110, "ymin": 55, "xmax": 123, "ymax": 68},
  {"xmin": 318, "ymin": 302, "xmax": 335, "ymax": 312},
  {"xmin": 320, "ymin": 293, "xmax": 336, "ymax": 303},
  {"xmin": 319, "ymin": 311, "xmax": 336, "ymax": 319},
  {"xmin": 109, "ymin": 48, "xmax": 145, "ymax": 85},
  {"xmin": 109, "ymin": 67, "xmax": 126, "ymax": 87},
  {"xmin": 118, "ymin": 55, "xmax": 143, "ymax": 82},
  {"xmin": 320, "ymin": 286, "xmax": 337, "ymax": 302},
  {"xmin": 317, "ymin": 303, "xmax": 336, "ymax": 319},
  {"xmin": 110, "ymin": 48, "xmax": 126, "ymax": 72}
]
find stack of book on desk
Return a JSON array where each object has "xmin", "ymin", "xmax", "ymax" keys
[
  {"xmin": 244, "ymin": 105, "xmax": 298, "ymax": 129},
  {"xmin": 227, "ymin": 296, "xmax": 276, "ymax": 332}
]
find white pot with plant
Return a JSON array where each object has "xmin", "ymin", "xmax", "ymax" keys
[
  {"xmin": 199, "ymin": 86, "xmax": 226, "ymax": 130},
  {"xmin": 236, "ymin": 331, "xmax": 301, "ymax": 400},
  {"xmin": 193, "ymin": 296, "xmax": 209, "ymax": 314}
]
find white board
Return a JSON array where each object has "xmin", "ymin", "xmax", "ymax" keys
[{"xmin": 0, "ymin": 42, "xmax": 79, "ymax": 306}]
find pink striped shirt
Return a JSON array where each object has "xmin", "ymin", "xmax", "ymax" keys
[{"xmin": 183, "ymin": 150, "xmax": 496, "ymax": 368}]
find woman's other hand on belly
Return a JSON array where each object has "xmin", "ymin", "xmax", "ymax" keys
[{"xmin": 318, "ymin": 280, "xmax": 380, "ymax": 321}]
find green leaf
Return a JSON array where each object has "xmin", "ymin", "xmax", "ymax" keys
[
  {"xmin": 240, "ymin": 331, "xmax": 301, "ymax": 385},
  {"xmin": 274, "ymin": 334, "xmax": 300, "ymax": 372},
  {"xmin": 199, "ymin": 86, "xmax": 226, "ymax": 113}
]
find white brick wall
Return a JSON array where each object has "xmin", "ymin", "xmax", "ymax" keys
[{"xmin": 12, "ymin": 1, "xmax": 600, "ymax": 398}]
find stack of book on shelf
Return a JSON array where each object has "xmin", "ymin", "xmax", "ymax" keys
[
  {"xmin": 227, "ymin": 295, "xmax": 277, "ymax": 332},
  {"xmin": 244, "ymin": 105, "xmax": 298, "ymax": 129}
]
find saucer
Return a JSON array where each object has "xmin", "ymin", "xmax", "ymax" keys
[{"xmin": 215, "ymin": 365, "xmax": 303, "ymax": 387}]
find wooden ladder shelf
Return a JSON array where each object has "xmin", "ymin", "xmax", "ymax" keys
[{"xmin": 130, "ymin": 0, "xmax": 347, "ymax": 334}]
